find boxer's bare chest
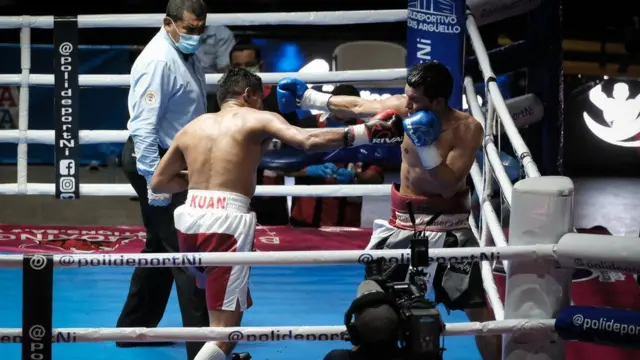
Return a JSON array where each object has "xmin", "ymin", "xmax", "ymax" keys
[{"xmin": 400, "ymin": 120, "xmax": 466, "ymax": 196}]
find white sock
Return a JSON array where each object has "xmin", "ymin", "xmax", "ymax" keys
[{"xmin": 194, "ymin": 341, "xmax": 227, "ymax": 360}]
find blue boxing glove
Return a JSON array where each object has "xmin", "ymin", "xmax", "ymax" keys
[
  {"xmin": 403, "ymin": 111, "xmax": 442, "ymax": 169},
  {"xmin": 306, "ymin": 163, "xmax": 338, "ymax": 178},
  {"xmin": 277, "ymin": 77, "xmax": 332, "ymax": 114},
  {"xmin": 335, "ymin": 168, "xmax": 355, "ymax": 184}
]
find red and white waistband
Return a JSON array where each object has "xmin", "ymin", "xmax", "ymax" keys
[
  {"xmin": 389, "ymin": 212, "xmax": 470, "ymax": 232},
  {"xmin": 388, "ymin": 183, "xmax": 470, "ymax": 231}
]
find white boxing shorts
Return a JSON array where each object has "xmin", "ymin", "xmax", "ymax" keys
[
  {"xmin": 366, "ymin": 183, "xmax": 486, "ymax": 311},
  {"xmin": 174, "ymin": 190, "xmax": 255, "ymax": 311}
]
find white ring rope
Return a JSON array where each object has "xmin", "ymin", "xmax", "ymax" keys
[
  {"xmin": 0, "ymin": 320, "xmax": 555, "ymax": 343},
  {"xmin": 465, "ymin": 11, "xmax": 540, "ymax": 178},
  {"xmin": 0, "ymin": 130, "xmax": 128, "ymax": 145},
  {"xmin": 0, "ymin": 68, "xmax": 407, "ymax": 87},
  {"xmin": 11, "ymin": 232, "xmax": 637, "ymax": 271},
  {"xmin": 0, "ymin": 246, "xmax": 553, "ymax": 269},
  {"xmin": 0, "ymin": 10, "xmax": 408, "ymax": 29},
  {"xmin": 0, "ymin": 183, "xmax": 390, "ymax": 197}
]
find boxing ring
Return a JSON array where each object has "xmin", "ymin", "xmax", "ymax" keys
[{"xmin": 0, "ymin": 3, "xmax": 639, "ymax": 360}]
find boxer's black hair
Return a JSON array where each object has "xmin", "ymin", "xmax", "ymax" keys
[
  {"xmin": 217, "ymin": 68, "xmax": 264, "ymax": 106},
  {"xmin": 406, "ymin": 61, "xmax": 453, "ymax": 103},
  {"xmin": 166, "ymin": 0, "xmax": 207, "ymax": 21},
  {"xmin": 331, "ymin": 84, "xmax": 360, "ymax": 97}
]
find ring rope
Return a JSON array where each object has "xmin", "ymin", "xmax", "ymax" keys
[
  {"xmin": 12, "ymin": 235, "xmax": 634, "ymax": 273},
  {"xmin": 0, "ymin": 130, "xmax": 128, "ymax": 145},
  {"xmin": 464, "ymin": 77, "xmax": 514, "ymax": 206},
  {"xmin": 0, "ymin": 245, "xmax": 556, "ymax": 268},
  {"xmin": 469, "ymin": 163, "xmax": 508, "ymax": 247},
  {"xmin": 465, "ymin": 13, "xmax": 539, "ymax": 178},
  {"xmin": 0, "ymin": 320, "xmax": 554, "ymax": 342},
  {"xmin": 0, "ymin": 68, "xmax": 407, "ymax": 87},
  {"xmin": 0, "ymin": 183, "xmax": 391, "ymax": 197},
  {"xmin": 0, "ymin": 10, "xmax": 407, "ymax": 29}
]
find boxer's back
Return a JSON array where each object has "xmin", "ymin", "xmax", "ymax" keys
[{"xmin": 178, "ymin": 108, "xmax": 266, "ymax": 198}]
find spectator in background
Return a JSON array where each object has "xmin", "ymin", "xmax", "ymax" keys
[
  {"xmin": 222, "ymin": 37, "xmax": 296, "ymax": 225},
  {"xmin": 197, "ymin": 25, "xmax": 236, "ymax": 112},
  {"xmin": 289, "ymin": 85, "xmax": 384, "ymax": 227}
]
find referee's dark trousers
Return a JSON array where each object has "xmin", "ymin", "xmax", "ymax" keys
[{"xmin": 117, "ymin": 137, "xmax": 209, "ymax": 360}]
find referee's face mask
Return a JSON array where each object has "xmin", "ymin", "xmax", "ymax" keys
[{"xmin": 164, "ymin": 14, "xmax": 205, "ymax": 54}]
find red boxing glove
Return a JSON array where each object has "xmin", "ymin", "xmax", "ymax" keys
[{"xmin": 344, "ymin": 109, "xmax": 404, "ymax": 147}]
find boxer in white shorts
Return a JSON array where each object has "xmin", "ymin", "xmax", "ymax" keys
[
  {"xmin": 150, "ymin": 67, "xmax": 403, "ymax": 360},
  {"xmin": 366, "ymin": 183, "xmax": 482, "ymax": 309},
  {"xmin": 278, "ymin": 61, "xmax": 500, "ymax": 359},
  {"xmin": 174, "ymin": 190, "xmax": 255, "ymax": 312}
]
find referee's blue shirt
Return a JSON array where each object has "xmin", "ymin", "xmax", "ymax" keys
[{"xmin": 127, "ymin": 27, "xmax": 207, "ymax": 180}]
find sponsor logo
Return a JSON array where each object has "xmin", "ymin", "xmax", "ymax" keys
[
  {"xmin": 227, "ymin": 329, "xmax": 348, "ymax": 342},
  {"xmin": 59, "ymin": 159, "xmax": 75, "ymax": 175},
  {"xmin": 56, "ymin": 37, "xmax": 77, "ymax": 199},
  {"xmin": 0, "ymin": 228, "xmax": 144, "ymax": 253},
  {"xmin": 407, "ymin": 0, "xmax": 462, "ymax": 35},
  {"xmin": 572, "ymin": 312, "xmax": 640, "ymax": 337},
  {"xmin": 583, "ymin": 82, "xmax": 640, "ymax": 147},
  {"xmin": 394, "ymin": 212, "xmax": 469, "ymax": 230},
  {"xmin": 59, "ymin": 176, "xmax": 75, "ymax": 192},
  {"xmin": 575, "ymin": 258, "xmax": 640, "ymax": 274},
  {"xmin": 372, "ymin": 137, "xmax": 403, "ymax": 144},
  {"xmin": 57, "ymin": 254, "xmax": 203, "ymax": 268},
  {"xmin": 356, "ymin": 251, "xmax": 499, "ymax": 265}
]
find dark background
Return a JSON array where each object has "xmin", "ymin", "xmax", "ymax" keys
[
  {"xmin": 0, "ymin": 0, "xmax": 636, "ymax": 53},
  {"xmin": 0, "ymin": 0, "xmax": 635, "ymax": 45},
  {"xmin": 0, "ymin": 0, "xmax": 638, "ymax": 176}
]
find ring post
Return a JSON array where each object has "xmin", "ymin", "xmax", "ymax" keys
[
  {"xmin": 406, "ymin": 0, "xmax": 466, "ymax": 110},
  {"xmin": 503, "ymin": 176, "xmax": 574, "ymax": 359},
  {"xmin": 22, "ymin": 254, "xmax": 53, "ymax": 360}
]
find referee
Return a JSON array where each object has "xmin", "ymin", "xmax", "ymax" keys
[{"xmin": 117, "ymin": 0, "xmax": 209, "ymax": 359}]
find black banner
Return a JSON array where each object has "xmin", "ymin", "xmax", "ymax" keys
[
  {"xmin": 562, "ymin": 77, "xmax": 640, "ymax": 177},
  {"xmin": 22, "ymin": 254, "xmax": 53, "ymax": 360},
  {"xmin": 54, "ymin": 16, "xmax": 79, "ymax": 199}
]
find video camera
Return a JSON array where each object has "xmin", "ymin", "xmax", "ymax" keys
[{"xmin": 344, "ymin": 202, "xmax": 445, "ymax": 360}]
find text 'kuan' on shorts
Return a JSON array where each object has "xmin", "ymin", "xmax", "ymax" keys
[
  {"xmin": 366, "ymin": 183, "xmax": 486, "ymax": 311},
  {"xmin": 174, "ymin": 190, "xmax": 255, "ymax": 311}
]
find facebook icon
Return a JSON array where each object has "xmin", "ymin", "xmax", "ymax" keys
[{"xmin": 59, "ymin": 159, "xmax": 75, "ymax": 176}]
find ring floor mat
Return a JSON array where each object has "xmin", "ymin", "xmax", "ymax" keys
[{"xmin": 0, "ymin": 264, "xmax": 479, "ymax": 360}]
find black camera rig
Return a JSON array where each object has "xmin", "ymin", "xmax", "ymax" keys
[{"xmin": 358, "ymin": 202, "xmax": 446, "ymax": 360}]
